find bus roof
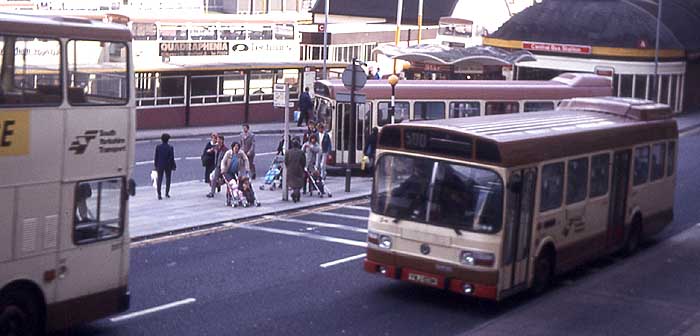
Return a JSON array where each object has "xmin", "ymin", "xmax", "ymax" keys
[
  {"xmin": 379, "ymin": 97, "xmax": 677, "ymax": 167},
  {"xmin": 135, "ymin": 60, "xmax": 349, "ymax": 73},
  {"xmin": 316, "ymin": 73, "xmax": 612, "ymax": 100},
  {"xmin": 0, "ymin": 12, "xmax": 132, "ymax": 42}
]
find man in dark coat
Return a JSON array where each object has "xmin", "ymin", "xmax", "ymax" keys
[
  {"xmin": 202, "ymin": 132, "xmax": 218, "ymax": 184},
  {"xmin": 285, "ymin": 138, "xmax": 306, "ymax": 202},
  {"xmin": 154, "ymin": 133, "xmax": 176, "ymax": 200},
  {"xmin": 298, "ymin": 87, "xmax": 313, "ymax": 127}
]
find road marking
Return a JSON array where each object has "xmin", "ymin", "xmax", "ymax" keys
[
  {"xmin": 257, "ymin": 151, "xmax": 279, "ymax": 156},
  {"xmin": 185, "ymin": 156, "xmax": 200, "ymax": 160},
  {"xmin": 680, "ymin": 126, "xmax": 700, "ymax": 137},
  {"xmin": 320, "ymin": 253, "xmax": 366, "ymax": 268},
  {"xmin": 335, "ymin": 204, "xmax": 370, "ymax": 211},
  {"xmin": 264, "ymin": 215, "xmax": 367, "ymax": 233},
  {"xmin": 310, "ymin": 211, "xmax": 368, "ymax": 221},
  {"xmin": 135, "ymin": 161, "xmax": 150, "ymax": 166},
  {"xmin": 135, "ymin": 156, "xmax": 202, "ymax": 166},
  {"xmin": 109, "ymin": 298, "xmax": 196, "ymax": 322},
  {"xmin": 238, "ymin": 223, "xmax": 367, "ymax": 247}
]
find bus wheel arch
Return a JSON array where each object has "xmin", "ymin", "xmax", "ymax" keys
[
  {"xmin": 0, "ymin": 280, "xmax": 46, "ymax": 336},
  {"xmin": 624, "ymin": 212, "xmax": 644, "ymax": 255},
  {"xmin": 532, "ymin": 242, "xmax": 556, "ymax": 294}
]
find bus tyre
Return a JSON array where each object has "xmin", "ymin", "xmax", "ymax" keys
[
  {"xmin": 532, "ymin": 251, "xmax": 553, "ymax": 294},
  {"xmin": 624, "ymin": 220, "xmax": 642, "ymax": 256},
  {"xmin": 0, "ymin": 289, "xmax": 42, "ymax": 336}
]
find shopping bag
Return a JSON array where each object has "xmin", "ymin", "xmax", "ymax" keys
[
  {"xmin": 150, "ymin": 170, "xmax": 158, "ymax": 188},
  {"xmin": 360, "ymin": 156, "xmax": 368, "ymax": 171},
  {"xmin": 293, "ymin": 110, "xmax": 300, "ymax": 122}
]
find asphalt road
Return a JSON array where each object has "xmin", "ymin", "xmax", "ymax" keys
[
  {"xmin": 134, "ymin": 134, "xmax": 285, "ymax": 187},
  {"xmin": 54, "ymin": 130, "xmax": 700, "ymax": 336}
]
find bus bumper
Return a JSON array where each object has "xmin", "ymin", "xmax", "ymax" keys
[{"xmin": 364, "ymin": 253, "xmax": 498, "ymax": 300}]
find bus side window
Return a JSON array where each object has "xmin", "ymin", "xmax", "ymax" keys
[
  {"xmin": 540, "ymin": 162, "xmax": 564, "ymax": 212},
  {"xmin": 566, "ymin": 157, "xmax": 589, "ymax": 204},
  {"xmin": 650, "ymin": 143, "xmax": 666, "ymax": 181},
  {"xmin": 67, "ymin": 40, "xmax": 129, "ymax": 105},
  {"xmin": 1, "ymin": 36, "xmax": 61, "ymax": 106},
  {"xmin": 73, "ymin": 178, "xmax": 124, "ymax": 244},
  {"xmin": 524, "ymin": 101, "xmax": 555, "ymax": 112},
  {"xmin": 412, "ymin": 101, "xmax": 445, "ymax": 121},
  {"xmin": 589, "ymin": 153, "xmax": 610, "ymax": 197},
  {"xmin": 667, "ymin": 141, "xmax": 676, "ymax": 177},
  {"xmin": 377, "ymin": 101, "xmax": 408, "ymax": 126},
  {"xmin": 633, "ymin": 145, "xmax": 650, "ymax": 186},
  {"xmin": 485, "ymin": 101, "xmax": 519, "ymax": 115},
  {"xmin": 449, "ymin": 101, "xmax": 480, "ymax": 118}
]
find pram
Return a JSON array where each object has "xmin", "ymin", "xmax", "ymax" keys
[
  {"xmin": 222, "ymin": 173, "xmax": 241, "ymax": 207},
  {"xmin": 260, "ymin": 155, "xmax": 284, "ymax": 191},
  {"xmin": 305, "ymin": 167, "xmax": 332, "ymax": 198}
]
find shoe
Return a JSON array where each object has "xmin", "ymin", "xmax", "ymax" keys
[
  {"xmin": 166, "ymin": 194, "xmax": 170, "ymax": 198},
  {"xmin": 216, "ymin": 186, "xmax": 221, "ymax": 192},
  {"xmin": 158, "ymin": 195, "xmax": 162, "ymax": 200},
  {"xmin": 206, "ymin": 193, "xmax": 214, "ymax": 198},
  {"xmin": 252, "ymin": 173, "xmax": 256, "ymax": 179}
]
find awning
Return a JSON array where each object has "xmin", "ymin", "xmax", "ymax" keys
[{"xmin": 372, "ymin": 44, "xmax": 537, "ymax": 66}]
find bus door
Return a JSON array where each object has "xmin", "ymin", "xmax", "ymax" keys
[
  {"xmin": 501, "ymin": 168, "xmax": 537, "ymax": 293},
  {"xmin": 607, "ymin": 150, "xmax": 631, "ymax": 249},
  {"xmin": 335, "ymin": 101, "xmax": 371, "ymax": 165}
]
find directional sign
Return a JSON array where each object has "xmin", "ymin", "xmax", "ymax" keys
[
  {"xmin": 336, "ymin": 93, "xmax": 366, "ymax": 103},
  {"xmin": 342, "ymin": 64, "xmax": 367, "ymax": 90}
]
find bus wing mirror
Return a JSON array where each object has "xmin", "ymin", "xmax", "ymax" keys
[{"xmin": 128, "ymin": 178, "xmax": 136, "ymax": 197}]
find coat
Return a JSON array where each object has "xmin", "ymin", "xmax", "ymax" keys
[
  {"xmin": 240, "ymin": 131, "xmax": 256, "ymax": 157},
  {"xmin": 319, "ymin": 131, "xmax": 332, "ymax": 154},
  {"xmin": 202, "ymin": 141, "xmax": 216, "ymax": 168},
  {"xmin": 299, "ymin": 91, "xmax": 312, "ymax": 112},
  {"xmin": 154, "ymin": 143, "xmax": 176, "ymax": 171},
  {"xmin": 285, "ymin": 147, "xmax": 306, "ymax": 189},
  {"xmin": 212, "ymin": 144, "xmax": 228, "ymax": 175},
  {"xmin": 221, "ymin": 148, "xmax": 250, "ymax": 177},
  {"xmin": 303, "ymin": 142, "xmax": 321, "ymax": 172}
]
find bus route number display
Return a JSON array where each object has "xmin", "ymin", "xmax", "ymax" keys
[
  {"xmin": 403, "ymin": 129, "xmax": 473, "ymax": 159},
  {"xmin": 404, "ymin": 130, "xmax": 428, "ymax": 149}
]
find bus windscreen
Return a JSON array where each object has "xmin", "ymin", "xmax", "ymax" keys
[{"xmin": 371, "ymin": 154, "xmax": 503, "ymax": 234}]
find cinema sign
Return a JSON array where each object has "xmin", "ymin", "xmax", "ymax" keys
[{"xmin": 159, "ymin": 42, "xmax": 229, "ymax": 57}]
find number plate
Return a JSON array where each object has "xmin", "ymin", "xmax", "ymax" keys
[{"xmin": 407, "ymin": 273, "xmax": 439, "ymax": 286}]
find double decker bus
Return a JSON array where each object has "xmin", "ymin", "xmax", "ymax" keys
[
  {"xmin": 364, "ymin": 97, "xmax": 677, "ymax": 300},
  {"xmin": 0, "ymin": 13, "xmax": 135, "ymax": 334},
  {"xmin": 312, "ymin": 73, "xmax": 611, "ymax": 170}
]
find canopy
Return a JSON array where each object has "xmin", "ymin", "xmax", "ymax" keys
[{"xmin": 372, "ymin": 44, "xmax": 537, "ymax": 66}]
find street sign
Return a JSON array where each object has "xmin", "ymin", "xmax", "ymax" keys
[
  {"xmin": 273, "ymin": 84, "xmax": 293, "ymax": 108},
  {"xmin": 342, "ymin": 64, "xmax": 366, "ymax": 90},
  {"xmin": 317, "ymin": 23, "xmax": 325, "ymax": 32},
  {"xmin": 336, "ymin": 93, "xmax": 366, "ymax": 103}
]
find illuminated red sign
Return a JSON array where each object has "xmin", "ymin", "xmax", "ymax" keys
[{"xmin": 522, "ymin": 41, "xmax": 592, "ymax": 55}]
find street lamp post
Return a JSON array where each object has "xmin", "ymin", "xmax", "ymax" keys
[
  {"xmin": 653, "ymin": 0, "xmax": 663, "ymax": 101},
  {"xmin": 388, "ymin": 62, "xmax": 410, "ymax": 124}
]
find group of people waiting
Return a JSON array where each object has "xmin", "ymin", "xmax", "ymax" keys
[
  {"xmin": 285, "ymin": 120, "xmax": 333, "ymax": 202},
  {"xmin": 202, "ymin": 125, "xmax": 258, "ymax": 205}
]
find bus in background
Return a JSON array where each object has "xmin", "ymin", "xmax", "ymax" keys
[
  {"xmin": 0, "ymin": 13, "xmax": 135, "ymax": 334},
  {"xmin": 436, "ymin": 17, "xmax": 484, "ymax": 48},
  {"xmin": 364, "ymin": 97, "xmax": 677, "ymax": 301},
  {"xmin": 312, "ymin": 72, "xmax": 611, "ymax": 170}
]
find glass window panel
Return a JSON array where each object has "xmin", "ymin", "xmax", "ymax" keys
[
  {"xmin": 159, "ymin": 25, "xmax": 188, "ymax": 40},
  {"xmin": 566, "ymin": 157, "xmax": 589, "ymax": 204},
  {"xmin": 190, "ymin": 25, "xmax": 217, "ymax": 40},
  {"xmin": 650, "ymin": 143, "xmax": 666, "ymax": 181},
  {"xmin": 0, "ymin": 36, "xmax": 61, "ymax": 106},
  {"xmin": 220, "ymin": 26, "xmax": 247, "ymax": 40},
  {"xmin": 67, "ymin": 40, "xmax": 128, "ymax": 105},
  {"xmin": 274, "ymin": 24, "xmax": 295, "ymax": 40},
  {"xmin": 377, "ymin": 101, "xmax": 409, "ymax": 126},
  {"xmin": 413, "ymin": 101, "xmax": 445, "ymax": 120},
  {"xmin": 540, "ymin": 162, "xmax": 564, "ymax": 212},
  {"xmin": 524, "ymin": 101, "xmax": 555, "ymax": 112},
  {"xmin": 633, "ymin": 146, "xmax": 650, "ymax": 186},
  {"xmin": 485, "ymin": 101, "xmax": 519, "ymax": 115},
  {"xmin": 74, "ymin": 178, "xmax": 124, "ymax": 244},
  {"xmin": 449, "ymin": 101, "xmax": 480, "ymax": 117},
  {"xmin": 589, "ymin": 153, "xmax": 610, "ymax": 197},
  {"xmin": 132, "ymin": 23, "xmax": 157, "ymax": 40},
  {"xmin": 249, "ymin": 70, "xmax": 274, "ymax": 101}
]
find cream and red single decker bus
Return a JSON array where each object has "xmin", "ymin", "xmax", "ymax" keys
[
  {"xmin": 312, "ymin": 73, "xmax": 612, "ymax": 170},
  {"xmin": 364, "ymin": 97, "xmax": 677, "ymax": 301},
  {"xmin": 0, "ymin": 13, "xmax": 135, "ymax": 334}
]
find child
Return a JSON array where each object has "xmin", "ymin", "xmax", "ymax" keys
[{"xmin": 238, "ymin": 176, "xmax": 261, "ymax": 207}]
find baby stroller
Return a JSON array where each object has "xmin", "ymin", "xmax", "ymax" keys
[
  {"xmin": 260, "ymin": 155, "xmax": 285, "ymax": 191},
  {"xmin": 223, "ymin": 173, "xmax": 241, "ymax": 207},
  {"xmin": 305, "ymin": 167, "xmax": 332, "ymax": 198}
]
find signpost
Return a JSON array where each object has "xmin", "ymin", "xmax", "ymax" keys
[
  {"xmin": 274, "ymin": 84, "xmax": 290, "ymax": 201},
  {"xmin": 341, "ymin": 59, "xmax": 367, "ymax": 192}
]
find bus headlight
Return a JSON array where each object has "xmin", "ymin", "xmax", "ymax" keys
[
  {"xmin": 379, "ymin": 235, "xmax": 392, "ymax": 249},
  {"xmin": 460, "ymin": 250, "xmax": 495, "ymax": 267}
]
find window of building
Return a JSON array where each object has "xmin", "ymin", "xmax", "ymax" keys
[
  {"xmin": 650, "ymin": 143, "xmax": 666, "ymax": 181},
  {"xmin": 0, "ymin": 35, "xmax": 61, "ymax": 106},
  {"xmin": 524, "ymin": 101, "xmax": 555, "ymax": 112},
  {"xmin": 540, "ymin": 162, "xmax": 564, "ymax": 212},
  {"xmin": 667, "ymin": 141, "xmax": 675, "ymax": 177},
  {"xmin": 67, "ymin": 40, "xmax": 128, "ymax": 105},
  {"xmin": 132, "ymin": 22, "xmax": 157, "ymax": 40},
  {"xmin": 274, "ymin": 24, "xmax": 294, "ymax": 40},
  {"xmin": 485, "ymin": 101, "xmax": 519, "ymax": 115},
  {"xmin": 159, "ymin": 25, "xmax": 188, "ymax": 40},
  {"xmin": 248, "ymin": 26, "xmax": 273, "ymax": 40},
  {"xmin": 220, "ymin": 26, "xmax": 247, "ymax": 40},
  {"xmin": 449, "ymin": 101, "xmax": 480, "ymax": 117},
  {"xmin": 633, "ymin": 145, "xmax": 650, "ymax": 186},
  {"xmin": 412, "ymin": 101, "xmax": 445, "ymax": 120},
  {"xmin": 566, "ymin": 157, "xmax": 589, "ymax": 204},
  {"xmin": 589, "ymin": 153, "xmax": 610, "ymax": 197},
  {"xmin": 73, "ymin": 178, "xmax": 124, "ymax": 244},
  {"xmin": 378, "ymin": 101, "xmax": 409, "ymax": 126},
  {"xmin": 190, "ymin": 25, "xmax": 217, "ymax": 40},
  {"xmin": 274, "ymin": 69, "xmax": 299, "ymax": 99},
  {"xmin": 249, "ymin": 70, "xmax": 274, "ymax": 101}
]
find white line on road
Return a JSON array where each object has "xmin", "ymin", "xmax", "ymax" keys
[
  {"xmin": 335, "ymin": 204, "xmax": 370, "ymax": 211},
  {"xmin": 185, "ymin": 156, "xmax": 200, "ymax": 160},
  {"xmin": 238, "ymin": 223, "xmax": 367, "ymax": 247},
  {"xmin": 135, "ymin": 161, "xmax": 150, "ymax": 166},
  {"xmin": 310, "ymin": 211, "xmax": 368, "ymax": 221},
  {"xmin": 264, "ymin": 215, "xmax": 367, "ymax": 233},
  {"xmin": 320, "ymin": 253, "xmax": 366, "ymax": 268},
  {"xmin": 257, "ymin": 151, "xmax": 279, "ymax": 156},
  {"xmin": 109, "ymin": 298, "xmax": 196, "ymax": 322}
]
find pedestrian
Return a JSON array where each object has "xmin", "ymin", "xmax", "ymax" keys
[
  {"xmin": 206, "ymin": 135, "xmax": 228, "ymax": 198},
  {"xmin": 374, "ymin": 68, "xmax": 381, "ymax": 79},
  {"xmin": 240, "ymin": 124, "xmax": 256, "ymax": 179},
  {"xmin": 303, "ymin": 134, "xmax": 322, "ymax": 193},
  {"xmin": 367, "ymin": 69, "xmax": 375, "ymax": 80},
  {"xmin": 298, "ymin": 86, "xmax": 313, "ymax": 127},
  {"xmin": 317, "ymin": 123, "xmax": 332, "ymax": 179},
  {"xmin": 154, "ymin": 133, "xmax": 176, "ymax": 200},
  {"xmin": 222, "ymin": 141, "xmax": 250, "ymax": 180},
  {"xmin": 363, "ymin": 127, "xmax": 379, "ymax": 172},
  {"xmin": 303, "ymin": 120, "xmax": 318, "ymax": 144},
  {"xmin": 285, "ymin": 138, "xmax": 306, "ymax": 202},
  {"xmin": 201, "ymin": 132, "xmax": 218, "ymax": 184}
]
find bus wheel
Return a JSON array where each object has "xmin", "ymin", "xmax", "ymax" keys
[
  {"xmin": 0, "ymin": 289, "xmax": 41, "ymax": 336},
  {"xmin": 624, "ymin": 220, "xmax": 642, "ymax": 256},
  {"xmin": 532, "ymin": 251, "xmax": 554, "ymax": 294}
]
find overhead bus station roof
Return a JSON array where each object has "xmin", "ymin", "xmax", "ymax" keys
[{"xmin": 372, "ymin": 44, "xmax": 537, "ymax": 66}]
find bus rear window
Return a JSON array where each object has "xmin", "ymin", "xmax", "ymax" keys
[
  {"xmin": 0, "ymin": 36, "xmax": 61, "ymax": 106},
  {"xmin": 67, "ymin": 40, "xmax": 129, "ymax": 105}
]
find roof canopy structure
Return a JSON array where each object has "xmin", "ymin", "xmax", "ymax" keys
[
  {"xmin": 372, "ymin": 44, "xmax": 537, "ymax": 66},
  {"xmin": 311, "ymin": 0, "xmax": 458, "ymax": 25}
]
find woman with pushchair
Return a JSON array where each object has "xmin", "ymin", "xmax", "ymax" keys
[
  {"xmin": 302, "ymin": 134, "xmax": 326, "ymax": 196},
  {"xmin": 220, "ymin": 142, "xmax": 251, "ymax": 206}
]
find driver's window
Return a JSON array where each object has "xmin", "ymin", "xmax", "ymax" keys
[{"xmin": 74, "ymin": 177, "xmax": 124, "ymax": 244}]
